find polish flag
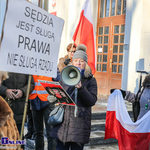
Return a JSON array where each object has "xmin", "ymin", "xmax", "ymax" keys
[
  {"xmin": 73, "ymin": 0, "xmax": 96, "ymax": 74},
  {"xmin": 49, "ymin": 0, "xmax": 56, "ymax": 15},
  {"xmin": 105, "ymin": 90, "xmax": 150, "ymax": 150}
]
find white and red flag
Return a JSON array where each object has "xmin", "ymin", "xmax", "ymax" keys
[
  {"xmin": 49, "ymin": 0, "xmax": 56, "ymax": 15},
  {"xmin": 73, "ymin": 0, "xmax": 96, "ymax": 74},
  {"xmin": 105, "ymin": 90, "xmax": 150, "ymax": 150}
]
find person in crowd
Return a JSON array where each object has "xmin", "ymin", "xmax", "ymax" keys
[
  {"xmin": 0, "ymin": 71, "xmax": 20, "ymax": 149},
  {"xmin": 24, "ymin": 100, "xmax": 35, "ymax": 140},
  {"xmin": 58, "ymin": 43, "xmax": 76, "ymax": 72},
  {"xmin": 51, "ymin": 44, "xmax": 98, "ymax": 150},
  {"xmin": 0, "ymin": 72, "xmax": 34, "ymax": 134},
  {"xmin": 29, "ymin": 75, "xmax": 59, "ymax": 150},
  {"xmin": 111, "ymin": 73, "xmax": 150, "ymax": 120}
]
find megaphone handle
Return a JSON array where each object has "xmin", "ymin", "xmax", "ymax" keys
[{"xmin": 74, "ymin": 88, "xmax": 78, "ymax": 117}]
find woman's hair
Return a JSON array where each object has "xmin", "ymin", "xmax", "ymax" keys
[
  {"xmin": 143, "ymin": 74, "xmax": 150, "ymax": 87},
  {"xmin": 0, "ymin": 71, "xmax": 8, "ymax": 82},
  {"xmin": 66, "ymin": 43, "xmax": 76, "ymax": 52},
  {"xmin": 84, "ymin": 62, "xmax": 92, "ymax": 78}
]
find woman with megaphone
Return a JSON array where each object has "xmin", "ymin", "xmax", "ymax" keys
[{"xmin": 51, "ymin": 44, "xmax": 98, "ymax": 150}]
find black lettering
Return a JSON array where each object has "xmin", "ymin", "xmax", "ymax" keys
[
  {"xmin": 45, "ymin": 44, "xmax": 50, "ymax": 55},
  {"xmin": 26, "ymin": 57, "xmax": 29, "ymax": 68},
  {"xmin": 37, "ymin": 41, "xmax": 46, "ymax": 54},
  {"xmin": 43, "ymin": 15, "xmax": 47, "ymax": 24},
  {"xmin": 7, "ymin": 53, "xmax": 18, "ymax": 66},
  {"xmin": 35, "ymin": 27, "xmax": 40, "ymax": 34},
  {"xmin": 18, "ymin": 35, "xmax": 24, "ymax": 48},
  {"xmin": 16, "ymin": 21, "xmax": 20, "ymax": 28},
  {"xmin": 30, "ymin": 24, "xmax": 34, "ymax": 32},
  {"xmin": 45, "ymin": 60, "xmax": 49, "ymax": 71},
  {"xmin": 49, "ymin": 18, "xmax": 53, "ymax": 27},
  {"xmin": 31, "ymin": 9, "xmax": 37, "ymax": 22},
  {"xmin": 38, "ymin": 59, "xmax": 53, "ymax": 72},
  {"xmin": 19, "ymin": 55, "xmax": 24, "ymax": 66},
  {"xmin": 37, "ymin": 11, "xmax": 42, "ymax": 22},
  {"xmin": 25, "ymin": 23, "xmax": 30, "ymax": 31},
  {"xmin": 24, "ymin": 7, "xmax": 30, "ymax": 17},
  {"xmin": 20, "ymin": 21, "xmax": 25, "ymax": 30},
  {"xmin": 51, "ymin": 33, "xmax": 55, "ymax": 42},
  {"xmin": 24, "ymin": 37, "xmax": 31, "ymax": 50},
  {"xmin": 30, "ymin": 39, "xmax": 36, "ymax": 52},
  {"xmin": 38, "ymin": 59, "xmax": 42, "ymax": 69},
  {"xmin": 30, "ymin": 57, "xmax": 34, "ymax": 68}
]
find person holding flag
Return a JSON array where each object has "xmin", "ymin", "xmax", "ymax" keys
[{"xmin": 106, "ymin": 74, "xmax": 150, "ymax": 150}]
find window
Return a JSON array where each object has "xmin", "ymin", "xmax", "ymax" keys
[{"xmin": 100, "ymin": 0, "xmax": 126, "ymax": 17}]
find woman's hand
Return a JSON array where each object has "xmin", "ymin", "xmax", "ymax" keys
[
  {"xmin": 15, "ymin": 89, "xmax": 23, "ymax": 99},
  {"xmin": 6, "ymin": 89, "xmax": 16, "ymax": 100}
]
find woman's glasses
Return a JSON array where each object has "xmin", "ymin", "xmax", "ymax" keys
[{"xmin": 69, "ymin": 50, "xmax": 76, "ymax": 53}]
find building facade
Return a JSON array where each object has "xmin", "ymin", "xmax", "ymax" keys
[
  {"xmin": 54, "ymin": 0, "xmax": 150, "ymax": 97},
  {"xmin": 1, "ymin": 0, "xmax": 150, "ymax": 97}
]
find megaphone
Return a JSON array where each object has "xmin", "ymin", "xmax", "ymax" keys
[{"xmin": 61, "ymin": 65, "xmax": 81, "ymax": 86}]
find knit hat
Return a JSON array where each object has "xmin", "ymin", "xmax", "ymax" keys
[{"xmin": 72, "ymin": 44, "xmax": 88, "ymax": 62}]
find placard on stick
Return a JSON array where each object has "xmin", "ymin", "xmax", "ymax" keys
[{"xmin": 0, "ymin": 0, "xmax": 64, "ymax": 77}]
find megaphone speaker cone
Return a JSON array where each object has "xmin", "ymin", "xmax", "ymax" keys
[
  {"xmin": 61, "ymin": 65, "xmax": 81, "ymax": 86},
  {"xmin": 69, "ymin": 71, "xmax": 77, "ymax": 79}
]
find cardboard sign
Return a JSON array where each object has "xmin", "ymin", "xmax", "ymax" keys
[
  {"xmin": 0, "ymin": 0, "xmax": 64, "ymax": 77},
  {"xmin": 40, "ymin": 81, "xmax": 75, "ymax": 106}
]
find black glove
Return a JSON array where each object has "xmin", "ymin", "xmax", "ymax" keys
[
  {"xmin": 64, "ymin": 58, "xmax": 71, "ymax": 65},
  {"xmin": 120, "ymin": 89, "xmax": 126, "ymax": 98},
  {"xmin": 110, "ymin": 89, "xmax": 116, "ymax": 94},
  {"xmin": 110, "ymin": 89, "xmax": 126, "ymax": 98}
]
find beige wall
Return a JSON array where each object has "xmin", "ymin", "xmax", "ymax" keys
[
  {"xmin": 51, "ymin": 0, "xmax": 98, "ymax": 60},
  {"xmin": 141, "ymin": 0, "xmax": 150, "ymax": 72},
  {"xmin": 122, "ymin": 0, "xmax": 150, "ymax": 93},
  {"xmin": 127, "ymin": 0, "xmax": 143, "ymax": 92}
]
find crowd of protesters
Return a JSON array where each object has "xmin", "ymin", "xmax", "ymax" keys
[{"xmin": 0, "ymin": 43, "xmax": 98, "ymax": 150}]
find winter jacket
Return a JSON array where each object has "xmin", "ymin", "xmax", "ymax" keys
[
  {"xmin": 0, "ymin": 73, "xmax": 34, "ymax": 124},
  {"xmin": 0, "ymin": 96, "xmax": 20, "ymax": 150},
  {"xmin": 51, "ymin": 65, "xmax": 97, "ymax": 144},
  {"xmin": 125, "ymin": 87, "xmax": 150, "ymax": 120}
]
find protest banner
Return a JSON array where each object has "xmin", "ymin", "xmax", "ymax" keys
[
  {"xmin": 0, "ymin": 0, "xmax": 64, "ymax": 77},
  {"xmin": 40, "ymin": 81, "xmax": 75, "ymax": 106}
]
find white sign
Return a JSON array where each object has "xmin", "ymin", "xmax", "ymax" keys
[{"xmin": 0, "ymin": 0, "xmax": 64, "ymax": 77}]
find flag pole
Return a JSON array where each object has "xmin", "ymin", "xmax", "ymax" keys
[{"xmin": 20, "ymin": 75, "xmax": 32, "ymax": 141}]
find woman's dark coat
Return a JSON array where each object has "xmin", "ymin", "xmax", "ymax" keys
[{"xmin": 51, "ymin": 66, "xmax": 97, "ymax": 144}]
